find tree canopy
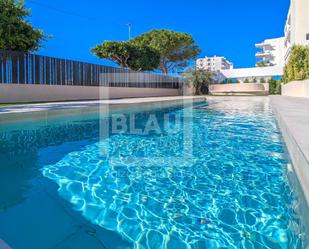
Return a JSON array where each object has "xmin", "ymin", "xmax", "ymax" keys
[
  {"xmin": 132, "ymin": 29, "xmax": 201, "ymax": 74},
  {"xmin": 92, "ymin": 41, "xmax": 160, "ymax": 71},
  {"xmin": 0, "ymin": 0, "xmax": 46, "ymax": 52},
  {"xmin": 92, "ymin": 29, "xmax": 200, "ymax": 73}
]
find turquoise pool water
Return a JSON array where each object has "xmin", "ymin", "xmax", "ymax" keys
[{"xmin": 0, "ymin": 98, "xmax": 306, "ymax": 249}]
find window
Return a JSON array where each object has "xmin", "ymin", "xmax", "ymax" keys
[{"xmin": 306, "ymin": 33, "xmax": 309, "ymax": 40}]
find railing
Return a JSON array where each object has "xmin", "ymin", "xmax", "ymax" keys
[{"xmin": 0, "ymin": 50, "xmax": 182, "ymax": 89}]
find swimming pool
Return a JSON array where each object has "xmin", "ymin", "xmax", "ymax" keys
[{"xmin": 0, "ymin": 97, "xmax": 306, "ymax": 249}]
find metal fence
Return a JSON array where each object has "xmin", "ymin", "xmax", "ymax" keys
[{"xmin": 0, "ymin": 50, "xmax": 182, "ymax": 89}]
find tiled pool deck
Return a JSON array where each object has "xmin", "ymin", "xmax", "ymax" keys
[{"xmin": 270, "ymin": 96, "xmax": 309, "ymax": 205}]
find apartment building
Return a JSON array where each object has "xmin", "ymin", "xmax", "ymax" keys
[
  {"xmin": 196, "ymin": 0, "xmax": 308, "ymax": 83},
  {"xmin": 255, "ymin": 0, "xmax": 309, "ymax": 67},
  {"xmin": 196, "ymin": 56, "xmax": 233, "ymax": 71},
  {"xmin": 255, "ymin": 37, "xmax": 285, "ymax": 67},
  {"xmin": 284, "ymin": 0, "xmax": 309, "ymax": 62}
]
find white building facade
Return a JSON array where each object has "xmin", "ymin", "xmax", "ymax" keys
[
  {"xmin": 284, "ymin": 0, "xmax": 309, "ymax": 62},
  {"xmin": 196, "ymin": 56, "xmax": 233, "ymax": 71},
  {"xmin": 196, "ymin": 0, "xmax": 309, "ymax": 83},
  {"xmin": 255, "ymin": 37, "xmax": 285, "ymax": 67},
  {"xmin": 220, "ymin": 67, "xmax": 284, "ymax": 83},
  {"xmin": 255, "ymin": 0, "xmax": 309, "ymax": 68}
]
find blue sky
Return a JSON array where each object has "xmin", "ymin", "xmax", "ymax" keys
[{"xmin": 26, "ymin": 0, "xmax": 290, "ymax": 69}]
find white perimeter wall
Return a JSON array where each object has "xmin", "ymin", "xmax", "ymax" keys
[
  {"xmin": 281, "ymin": 79, "xmax": 309, "ymax": 98},
  {"xmin": 220, "ymin": 66, "xmax": 284, "ymax": 80},
  {"xmin": 209, "ymin": 83, "xmax": 269, "ymax": 95},
  {"xmin": 0, "ymin": 84, "xmax": 180, "ymax": 103}
]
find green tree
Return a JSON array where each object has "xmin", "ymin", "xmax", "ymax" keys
[
  {"xmin": 252, "ymin": 77, "xmax": 257, "ymax": 83},
  {"xmin": 92, "ymin": 41, "xmax": 160, "ymax": 71},
  {"xmin": 260, "ymin": 78, "xmax": 266, "ymax": 83},
  {"xmin": 0, "ymin": 0, "xmax": 46, "ymax": 52},
  {"xmin": 227, "ymin": 78, "xmax": 233, "ymax": 83},
  {"xmin": 132, "ymin": 29, "xmax": 201, "ymax": 74},
  {"xmin": 184, "ymin": 69, "xmax": 213, "ymax": 95},
  {"xmin": 284, "ymin": 45, "xmax": 309, "ymax": 82},
  {"xmin": 244, "ymin": 78, "xmax": 249, "ymax": 83},
  {"xmin": 235, "ymin": 79, "xmax": 240, "ymax": 83}
]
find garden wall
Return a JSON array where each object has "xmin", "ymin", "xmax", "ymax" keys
[
  {"xmin": 281, "ymin": 79, "xmax": 309, "ymax": 98},
  {"xmin": 209, "ymin": 83, "xmax": 269, "ymax": 96},
  {"xmin": 0, "ymin": 84, "xmax": 180, "ymax": 103}
]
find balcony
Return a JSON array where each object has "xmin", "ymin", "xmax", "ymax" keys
[
  {"xmin": 255, "ymin": 43, "xmax": 274, "ymax": 50},
  {"xmin": 255, "ymin": 52, "xmax": 273, "ymax": 59}
]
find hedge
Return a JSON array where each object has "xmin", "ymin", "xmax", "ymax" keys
[{"xmin": 284, "ymin": 45, "xmax": 309, "ymax": 82}]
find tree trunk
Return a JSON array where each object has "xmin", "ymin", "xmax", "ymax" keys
[{"xmin": 160, "ymin": 63, "xmax": 168, "ymax": 75}]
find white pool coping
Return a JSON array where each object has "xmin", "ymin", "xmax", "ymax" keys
[
  {"xmin": 0, "ymin": 96, "xmax": 206, "ymax": 122},
  {"xmin": 0, "ymin": 96, "xmax": 204, "ymax": 114},
  {"xmin": 271, "ymin": 96, "xmax": 309, "ymax": 207}
]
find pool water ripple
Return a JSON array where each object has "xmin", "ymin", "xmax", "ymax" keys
[{"xmin": 41, "ymin": 99, "xmax": 303, "ymax": 249}]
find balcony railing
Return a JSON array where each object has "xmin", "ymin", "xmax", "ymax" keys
[{"xmin": 255, "ymin": 52, "xmax": 274, "ymax": 59}]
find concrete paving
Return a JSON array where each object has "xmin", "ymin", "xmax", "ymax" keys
[{"xmin": 271, "ymin": 96, "xmax": 309, "ymax": 206}]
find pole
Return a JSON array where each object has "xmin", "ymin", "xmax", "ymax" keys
[{"xmin": 127, "ymin": 23, "xmax": 131, "ymax": 40}]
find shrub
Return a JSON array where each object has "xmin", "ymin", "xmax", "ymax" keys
[
  {"xmin": 260, "ymin": 78, "xmax": 266, "ymax": 83},
  {"xmin": 284, "ymin": 45, "xmax": 309, "ymax": 82},
  {"xmin": 244, "ymin": 78, "xmax": 249, "ymax": 83},
  {"xmin": 184, "ymin": 69, "xmax": 213, "ymax": 95},
  {"xmin": 256, "ymin": 61, "xmax": 269, "ymax": 67},
  {"xmin": 227, "ymin": 79, "xmax": 233, "ymax": 83},
  {"xmin": 268, "ymin": 78, "xmax": 281, "ymax": 95}
]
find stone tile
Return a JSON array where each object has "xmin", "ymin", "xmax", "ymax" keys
[
  {"xmin": 0, "ymin": 186, "xmax": 78, "ymax": 249},
  {"xmin": 270, "ymin": 96, "xmax": 309, "ymax": 206},
  {"xmin": 53, "ymin": 225, "xmax": 131, "ymax": 249}
]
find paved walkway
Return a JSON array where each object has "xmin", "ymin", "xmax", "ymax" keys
[{"xmin": 271, "ymin": 96, "xmax": 309, "ymax": 206}]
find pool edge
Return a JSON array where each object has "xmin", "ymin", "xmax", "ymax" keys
[
  {"xmin": 0, "ymin": 96, "xmax": 206, "ymax": 124},
  {"xmin": 270, "ymin": 96, "xmax": 309, "ymax": 207}
]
